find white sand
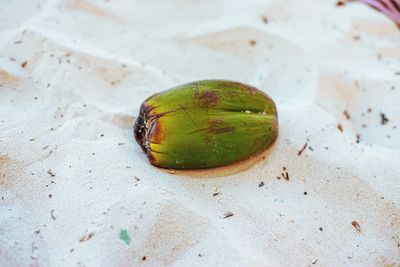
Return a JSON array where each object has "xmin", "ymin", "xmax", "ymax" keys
[{"xmin": 1, "ymin": 0, "xmax": 399, "ymax": 266}]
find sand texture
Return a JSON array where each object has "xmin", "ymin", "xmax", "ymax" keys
[{"xmin": 1, "ymin": 0, "xmax": 400, "ymax": 266}]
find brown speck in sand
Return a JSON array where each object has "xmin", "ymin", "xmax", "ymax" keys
[
  {"xmin": 337, "ymin": 123, "xmax": 344, "ymax": 132},
  {"xmin": 142, "ymin": 256, "xmax": 147, "ymax": 261},
  {"xmin": 298, "ymin": 143, "xmax": 308, "ymax": 156},
  {"xmin": 21, "ymin": 61, "xmax": 28, "ymax": 68},
  {"xmin": 50, "ymin": 209, "xmax": 56, "ymax": 220},
  {"xmin": 80, "ymin": 232, "xmax": 94, "ymax": 242},
  {"xmin": 367, "ymin": 107, "xmax": 372, "ymax": 113},
  {"xmin": 258, "ymin": 181, "xmax": 265, "ymax": 187},
  {"xmin": 223, "ymin": 212, "xmax": 234, "ymax": 218},
  {"xmin": 281, "ymin": 172, "xmax": 289, "ymax": 181},
  {"xmin": 380, "ymin": 112, "xmax": 389, "ymax": 125},
  {"xmin": 47, "ymin": 169, "xmax": 56, "ymax": 177},
  {"xmin": 356, "ymin": 134, "xmax": 361, "ymax": 144},
  {"xmin": 351, "ymin": 220, "xmax": 361, "ymax": 232},
  {"xmin": 249, "ymin": 40, "xmax": 257, "ymax": 46},
  {"xmin": 213, "ymin": 186, "xmax": 220, "ymax": 196},
  {"xmin": 336, "ymin": 0, "xmax": 346, "ymax": 6},
  {"xmin": 261, "ymin": 16, "xmax": 268, "ymax": 24},
  {"xmin": 343, "ymin": 110, "xmax": 351, "ymax": 120}
]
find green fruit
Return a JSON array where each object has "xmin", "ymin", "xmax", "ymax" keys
[{"xmin": 134, "ymin": 80, "xmax": 278, "ymax": 169}]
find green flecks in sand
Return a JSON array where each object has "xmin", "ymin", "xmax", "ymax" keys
[{"xmin": 119, "ymin": 229, "xmax": 131, "ymax": 245}]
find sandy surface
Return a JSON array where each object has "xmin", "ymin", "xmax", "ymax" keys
[{"xmin": 1, "ymin": 0, "xmax": 400, "ymax": 266}]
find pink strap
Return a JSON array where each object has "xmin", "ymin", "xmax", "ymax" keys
[{"xmin": 351, "ymin": 0, "xmax": 400, "ymax": 25}]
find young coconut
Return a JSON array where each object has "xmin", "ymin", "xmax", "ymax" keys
[{"xmin": 134, "ymin": 80, "xmax": 278, "ymax": 169}]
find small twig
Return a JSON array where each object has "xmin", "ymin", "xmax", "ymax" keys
[
  {"xmin": 343, "ymin": 110, "xmax": 351, "ymax": 120},
  {"xmin": 351, "ymin": 220, "xmax": 361, "ymax": 232},
  {"xmin": 298, "ymin": 143, "xmax": 308, "ymax": 156},
  {"xmin": 212, "ymin": 186, "xmax": 221, "ymax": 196},
  {"xmin": 50, "ymin": 209, "xmax": 56, "ymax": 220},
  {"xmin": 380, "ymin": 112, "xmax": 389, "ymax": 125},
  {"xmin": 337, "ymin": 123, "xmax": 344, "ymax": 132},
  {"xmin": 79, "ymin": 232, "xmax": 94, "ymax": 242},
  {"xmin": 281, "ymin": 172, "xmax": 290, "ymax": 180},
  {"xmin": 223, "ymin": 212, "xmax": 234, "ymax": 218}
]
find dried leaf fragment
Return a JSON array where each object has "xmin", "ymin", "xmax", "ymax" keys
[{"xmin": 351, "ymin": 220, "xmax": 361, "ymax": 232}]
